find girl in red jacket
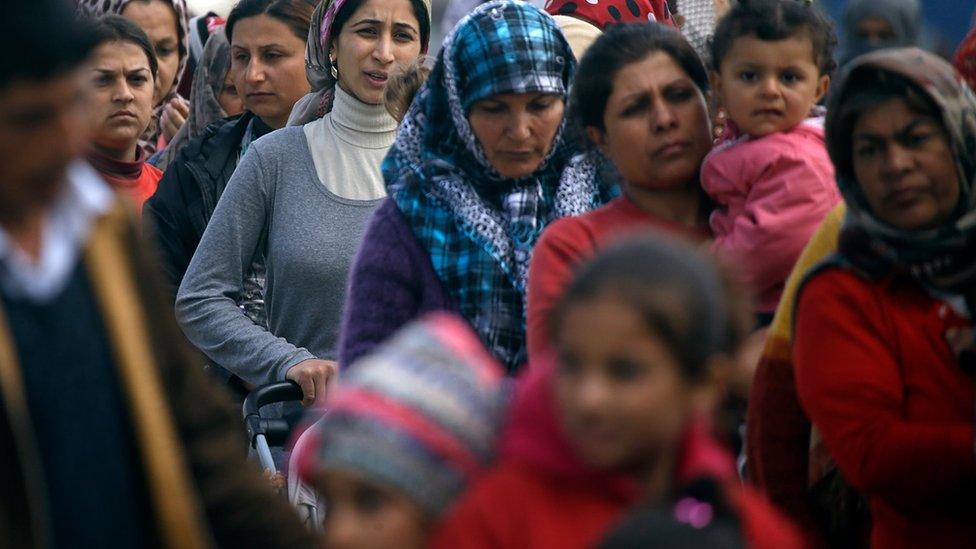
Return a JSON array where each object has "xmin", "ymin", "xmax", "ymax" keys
[
  {"xmin": 434, "ymin": 235, "xmax": 803, "ymax": 549},
  {"xmin": 794, "ymin": 47, "xmax": 976, "ymax": 548}
]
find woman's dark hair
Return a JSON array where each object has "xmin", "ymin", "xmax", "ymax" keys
[
  {"xmin": 710, "ymin": 0, "xmax": 837, "ymax": 75},
  {"xmin": 226, "ymin": 0, "xmax": 317, "ymax": 44},
  {"xmin": 827, "ymin": 66, "xmax": 940, "ymax": 179},
  {"xmin": 329, "ymin": 0, "xmax": 431, "ymax": 52},
  {"xmin": 571, "ymin": 23, "xmax": 708, "ymax": 131},
  {"xmin": 551, "ymin": 235, "xmax": 736, "ymax": 380},
  {"xmin": 91, "ymin": 15, "xmax": 159, "ymax": 79}
]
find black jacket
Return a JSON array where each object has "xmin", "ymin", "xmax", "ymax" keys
[{"xmin": 144, "ymin": 112, "xmax": 270, "ymax": 298}]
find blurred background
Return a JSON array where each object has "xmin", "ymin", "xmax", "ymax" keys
[{"xmin": 186, "ymin": 0, "xmax": 974, "ymax": 57}]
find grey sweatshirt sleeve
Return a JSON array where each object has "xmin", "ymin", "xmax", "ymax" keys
[{"xmin": 175, "ymin": 144, "xmax": 315, "ymax": 386}]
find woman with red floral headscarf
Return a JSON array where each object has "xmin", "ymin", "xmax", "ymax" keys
[
  {"xmin": 954, "ymin": 22, "xmax": 976, "ymax": 91},
  {"xmin": 545, "ymin": 0, "xmax": 675, "ymax": 58}
]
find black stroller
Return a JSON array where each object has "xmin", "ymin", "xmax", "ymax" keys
[{"xmin": 242, "ymin": 381, "xmax": 322, "ymax": 528}]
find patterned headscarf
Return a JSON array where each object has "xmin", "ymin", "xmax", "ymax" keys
[
  {"xmin": 384, "ymin": 0, "xmax": 613, "ymax": 372},
  {"xmin": 825, "ymin": 47, "xmax": 976, "ymax": 296},
  {"xmin": 954, "ymin": 24, "xmax": 976, "ymax": 91},
  {"xmin": 155, "ymin": 28, "xmax": 232, "ymax": 171},
  {"xmin": 77, "ymin": 0, "xmax": 189, "ymax": 153},
  {"xmin": 839, "ymin": 0, "xmax": 921, "ymax": 66},
  {"xmin": 288, "ymin": 0, "xmax": 432, "ymax": 126},
  {"xmin": 544, "ymin": 0, "xmax": 674, "ymax": 28}
]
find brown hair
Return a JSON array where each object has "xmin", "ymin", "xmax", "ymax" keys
[
  {"xmin": 226, "ymin": 0, "xmax": 316, "ymax": 44},
  {"xmin": 384, "ymin": 59, "xmax": 431, "ymax": 123}
]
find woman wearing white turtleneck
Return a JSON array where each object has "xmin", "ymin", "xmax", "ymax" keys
[{"xmin": 176, "ymin": 0, "xmax": 429, "ymax": 405}]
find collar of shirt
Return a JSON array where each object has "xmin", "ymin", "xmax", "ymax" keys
[{"xmin": 0, "ymin": 161, "xmax": 114, "ymax": 303}]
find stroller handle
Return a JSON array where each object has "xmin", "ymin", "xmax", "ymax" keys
[{"xmin": 242, "ymin": 380, "xmax": 304, "ymax": 449}]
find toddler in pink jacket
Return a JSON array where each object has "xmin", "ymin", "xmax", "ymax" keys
[{"xmin": 704, "ymin": 0, "xmax": 841, "ymax": 316}]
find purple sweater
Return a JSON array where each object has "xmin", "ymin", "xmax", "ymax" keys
[{"xmin": 339, "ymin": 199, "xmax": 456, "ymax": 368}]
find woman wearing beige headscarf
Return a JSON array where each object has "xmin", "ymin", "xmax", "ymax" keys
[
  {"xmin": 152, "ymin": 29, "xmax": 243, "ymax": 171},
  {"xmin": 78, "ymin": 0, "xmax": 191, "ymax": 152}
]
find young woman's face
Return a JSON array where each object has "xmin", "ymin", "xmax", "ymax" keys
[
  {"xmin": 121, "ymin": 0, "xmax": 180, "ymax": 104},
  {"xmin": 468, "ymin": 92, "xmax": 565, "ymax": 179},
  {"xmin": 331, "ymin": 0, "xmax": 423, "ymax": 105},
  {"xmin": 590, "ymin": 52, "xmax": 712, "ymax": 191},
  {"xmin": 712, "ymin": 33, "xmax": 829, "ymax": 138},
  {"xmin": 311, "ymin": 468, "xmax": 429, "ymax": 549},
  {"xmin": 87, "ymin": 41, "xmax": 156, "ymax": 159},
  {"xmin": 553, "ymin": 294, "xmax": 700, "ymax": 472},
  {"xmin": 851, "ymin": 97, "xmax": 960, "ymax": 231},
  {"xmin": 230, "ymin": 15, "xmax": 310, "ymax": 129}
]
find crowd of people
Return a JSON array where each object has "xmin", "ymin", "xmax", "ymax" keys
[{"xmin": 1, "ymin": 0, "xmax": 976, "ymax": 547}]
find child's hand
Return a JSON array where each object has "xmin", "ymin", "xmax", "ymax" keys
[{"xmin": 263, "ymin": 469, "xmax": 287, "ymax": 496}]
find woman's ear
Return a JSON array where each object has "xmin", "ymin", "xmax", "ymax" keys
[{"xmin": 586, "ymin": 125, "xmax": 607, "ymax": 154}]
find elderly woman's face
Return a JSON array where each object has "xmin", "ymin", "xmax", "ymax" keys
[
  {"xmin": 121, "ymin": 0, "xmax": 180, "ymax": 104},
  {"xmin": 589, "ymin": 52, "xmax": 712, "ymax": 192},
  {"xmin": 852, "ymin": 97, "xmax": 960, "ymax": 231},
  {"xmin": 468, "ymin": 92, "xmax": 565, "ymax": 179}
]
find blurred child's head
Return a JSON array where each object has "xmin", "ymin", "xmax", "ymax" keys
[
  {"xmin": 297, "ymin": 314, "xmax": 508, "ymax": 549},
  {"xmin": 710, "ymin": 0, "xmax": 836, "ymax": 137},
  {"xmin": 383, "ymin": 58, "xmax": 430, "ymax": 123},
  {"xmin": 549, "ymin": 235, "xmax": 734, "ymax": 476}
]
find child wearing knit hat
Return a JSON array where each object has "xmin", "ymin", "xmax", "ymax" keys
[{"xmin": 293, "ymin": 313, "xmax": 509, "ymax": 549}]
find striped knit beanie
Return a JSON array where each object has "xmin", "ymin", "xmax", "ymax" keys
[{"xmin": 296, "ymin": 313, "xmax": 509, "ymax": 516}]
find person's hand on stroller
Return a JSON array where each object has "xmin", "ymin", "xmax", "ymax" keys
[{"xmin": 286, "ymin": 359, "xmax": 337, "ymax": 406}]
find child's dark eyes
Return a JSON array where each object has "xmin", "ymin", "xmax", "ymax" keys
[
  {"xmin": 606, "ymin": 358, "xmax": 642, "ymax": 382},
  {"xmin": 780, "ymin": 71, "xmax": 801, "ymax": 84},
  {"xmin": 738, "ymin": 71, "xmax": 757, "ymax": 83}
]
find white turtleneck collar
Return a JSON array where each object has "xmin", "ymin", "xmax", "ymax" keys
[
  {"xmin": 328, "ymin": 84, "xmax": 399, "ymax": 149},
  {"xmin": 303, "ymin": 85, "xmax": 398, "ymax": 201}
]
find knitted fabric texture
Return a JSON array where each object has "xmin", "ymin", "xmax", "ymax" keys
[
  {"xmin": 383, "ymin": 0, "xmax": 612, "ymax": 372},
  {"xmin": 299, "ymin": 313, "xmax": 508, "ymax": 516}
]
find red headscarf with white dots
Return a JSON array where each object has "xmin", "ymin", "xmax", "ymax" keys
[{"xmin": 544, "ymin": 0, "xmax": 675, "ymax": 29}]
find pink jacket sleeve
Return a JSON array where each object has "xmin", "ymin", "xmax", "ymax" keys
[{"xmin": 705, "ymin": 132, "xmax": 840, "ymax": 311}]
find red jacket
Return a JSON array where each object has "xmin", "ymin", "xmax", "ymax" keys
[
  {"xmin": 432, "ymin": 364, "xmax": 805, "ymax": 549},
  {"xmin": 795, "ymin": 268, "xmax": 976, "ymax": 548},
  {"xmin": 527, "ymin": 196, "xmax": 707, "ymax": 366}
]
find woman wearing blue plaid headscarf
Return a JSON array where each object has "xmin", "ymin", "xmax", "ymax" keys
[{"xmin": 340, "ymin": 0, "xmax": 613, "ymax": 373}]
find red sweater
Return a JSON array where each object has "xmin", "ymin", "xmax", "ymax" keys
[
  {"xmin": 87, "ymin": 149, "xmax": 163, "ymax": 218},
  {"xmin": 527, "ymin": 196, "xmax": 707, "ymax": 365},
  {"xmin": 794, "ymin": 268, "xmax": 976, "ymax": 548},
  {"xmin": 432, "ymin": 364, "xmax": 804, "ymax": 549}
]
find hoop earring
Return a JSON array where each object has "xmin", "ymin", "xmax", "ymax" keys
[{"xmin": 330, "ymin": 58, "xmax": 338, "ymax": 79}]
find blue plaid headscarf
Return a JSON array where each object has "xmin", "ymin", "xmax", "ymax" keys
[{"xmin": 384, "ymin": 0, "xmax": 613, "ymax": 372}]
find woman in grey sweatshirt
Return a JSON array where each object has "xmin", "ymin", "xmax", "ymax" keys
[{"xmin": 176, "ymin": 0, "xmax": 430, "ymax": 403}]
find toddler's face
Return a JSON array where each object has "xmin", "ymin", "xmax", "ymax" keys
[
  {"xmin": 714, "ymin": 33, "xmax": 829, "ymax": 137},
  {"xmin": 311, "ymin": 468, "xmax": 430, "ymax": 549}
]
